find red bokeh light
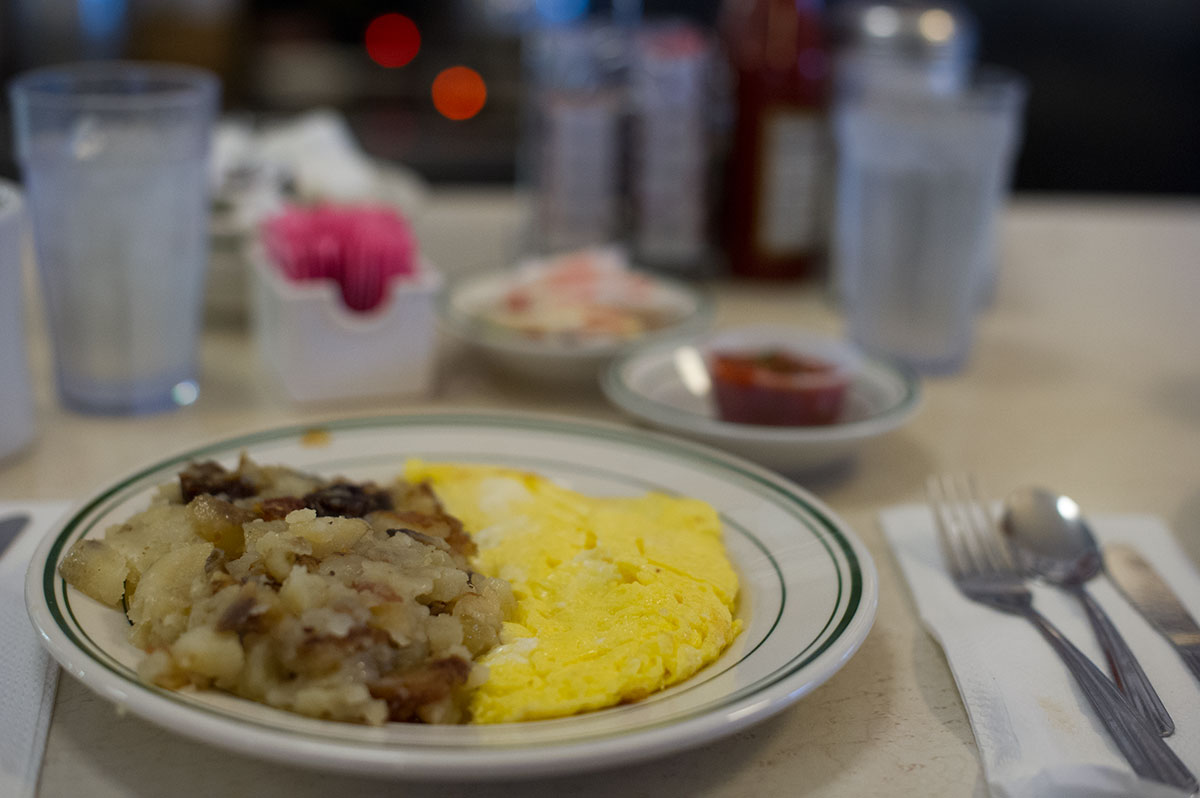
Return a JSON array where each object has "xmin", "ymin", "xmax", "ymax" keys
[
  {"xmin": 365, "ymin": 13, "xmax": 420, "ymax": 68},
  {"xmin": 432, "ymin": 66, "xmax": 487, "ymax": 121}
]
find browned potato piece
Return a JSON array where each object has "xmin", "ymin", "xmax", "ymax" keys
[
  {"xmin": 189, "ymin": 494, "xmax": 252, "ymax": 557},
  {"xmin": 58, "ymin": 539, "xmax": 128, "ymax": 607}
]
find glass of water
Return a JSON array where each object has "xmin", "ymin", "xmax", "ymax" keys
[
  {"xmin": 832, "ymin": 68, "xmax": 1026, "ymax": 374},
  {"xmin": 9, "ymin": 62, "xmax": 219, "ymax": 414}
]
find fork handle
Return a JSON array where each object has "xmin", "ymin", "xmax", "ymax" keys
[
  {"xmin": 1024, "ymin": 608, "xmax": 1197, "ymax": 792},
  {"xmin": 1073, "ymin": 585, "xmax": 1175, "ymax": 737}
]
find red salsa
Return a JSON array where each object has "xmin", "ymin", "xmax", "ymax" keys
[{"xmin": 709, "ymin": 349, "xmax": 848, "ymax": 426}]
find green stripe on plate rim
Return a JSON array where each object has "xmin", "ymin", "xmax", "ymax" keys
[{"xmin": 42, "ymin": 412, "xmax": 864, "ymax": 749}]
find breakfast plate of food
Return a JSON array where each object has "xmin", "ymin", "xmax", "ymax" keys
[{"xmin": 26, "ymin": 412, "xmax": 876, "ymax": 779}]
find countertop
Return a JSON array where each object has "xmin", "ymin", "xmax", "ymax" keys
[{"xmin": 5, "ymin": 189, "xmax": 1200, "ymax": 797}]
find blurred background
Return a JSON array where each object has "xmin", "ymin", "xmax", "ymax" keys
[{"xmin": 1, "ymin": 0, "xmax": 1197, "ymax": 193}]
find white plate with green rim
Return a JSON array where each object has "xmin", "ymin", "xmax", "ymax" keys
[
  {"xmin": 26, "ymin": 411, "xmax": 877, "ymax": 780},
  {"xmin": 602, "ymin": 331, "xmax": 922, "ymax": 475}
]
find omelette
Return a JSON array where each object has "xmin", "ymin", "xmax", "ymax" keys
[{"xmin": 405, "ymin": 460, "xmax": 742, "ymax": 724}]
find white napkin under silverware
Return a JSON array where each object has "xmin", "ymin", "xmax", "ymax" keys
[
  {"xmin": 1, "ymin": 501, "xmax": 69, "ymax": 798},
  {"xmin": 882, "ymin": 505, "xmax": 1200, "ymax": 798}
]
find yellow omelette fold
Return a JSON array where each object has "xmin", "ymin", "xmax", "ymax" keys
[{"xmin": 405, "ymin": 460, "xmax": 741, "ymax": 724}]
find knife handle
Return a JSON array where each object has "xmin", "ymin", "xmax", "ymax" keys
[
  {"xmin": 1178, "ymin": 644, "xmax": 1200, "ymax": 684},
  {"xmin": 1076, "ymin": 586, "xmax": 1175, "ymax": 736}
]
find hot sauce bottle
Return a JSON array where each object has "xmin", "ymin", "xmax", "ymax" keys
[{"xmin": 720, "ymin": 0, "xmax": 831, "ymax": 279}]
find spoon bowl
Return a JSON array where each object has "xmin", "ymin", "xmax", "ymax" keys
[{"xmin": 1001, "ymin": 488, "xmax": 1102, "ymax": 585}]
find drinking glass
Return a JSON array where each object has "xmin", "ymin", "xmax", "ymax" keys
[
  {"xmin": 832, "ymin": 68, "xmax": 1026, "ymax": 373},
  {"xmin": 9, "ymin": 61, "xmax": 219, "ymax": 413}
]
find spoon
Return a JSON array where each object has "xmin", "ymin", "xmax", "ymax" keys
[{"xmin": 1001, "ymin": 486, "xmax": 1174, "ymax": 737}]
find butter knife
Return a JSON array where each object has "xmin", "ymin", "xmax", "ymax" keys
[
  {"xmin": 0, "ymin": 512, "xmax": 31, "ymax": 558},
  {"xmin": 1107, "ymin": 543, "xmax": 1200, "ymax": 681}
]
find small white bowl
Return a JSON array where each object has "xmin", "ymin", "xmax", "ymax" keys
[
  {"xmin": 440, "ymin": 268, "xmax": 713, "ymax": 384},
  {"xmin": 601, "ymin": 326, "xmax": 921, "ymax": 474},
  {"xmin": 251, "ymin": 253, "xmax": 442, "ymax": 403}
]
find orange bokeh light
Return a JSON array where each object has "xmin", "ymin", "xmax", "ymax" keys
[
  {"xmin": 365, "ymin": 13, "xmax": 420, "ymax": 68},
  {"xmin": 432, "ymin": 66, "xmax": 487, "ymax": 121}
]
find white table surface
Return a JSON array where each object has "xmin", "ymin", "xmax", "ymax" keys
[{"xmin": 4, "ymin": 188, "xmax": 1200, "ymax": 797}]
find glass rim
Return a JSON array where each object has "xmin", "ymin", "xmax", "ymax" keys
[
  {"xmin": 8, "ymin": 60, "xmax": 218, "ymax": 111},
  {"xmin": 837, "ymin": 72, "xmax": 1027, "ymax": 115}
]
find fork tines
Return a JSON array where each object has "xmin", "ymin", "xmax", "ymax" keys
[{"xmin": 926, "ymin": 474, "xmax": 1017, "ymax": 579}]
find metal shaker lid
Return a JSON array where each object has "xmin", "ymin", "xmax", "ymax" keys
[{"xmin": 829, "ymin": 0, "xmax": 978, "ymax": 65}]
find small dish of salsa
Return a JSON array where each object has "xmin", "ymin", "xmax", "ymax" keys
[
  {"xmin": 702, "ymin": 327, "xmax": 861, "ymax": 427},
  {"xmin": 709, "ymin": 349, "xmax": 850, "ymax": 426}
]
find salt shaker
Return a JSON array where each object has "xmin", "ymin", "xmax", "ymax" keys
[
  {"xmin": 522, "ymin": 24, "xmax": 626, "ymax": 253},
  {"xmin": 629, "ymin": 22, "xmax": 718, "ymax": 275},
  {"xmin": 826, "ymin": 0, "xmax": 983, "ymax": 305}
]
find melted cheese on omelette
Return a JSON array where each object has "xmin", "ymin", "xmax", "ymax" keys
[{"xmin": 405, "ymin": 461, "xmax": 741, "ymax": 724}]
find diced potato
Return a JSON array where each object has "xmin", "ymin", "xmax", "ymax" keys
[
  {"xmin": 429, "ymin": 568, "xmax": 471, "ymax": 603},
  {"xmin": 104, "ymin": 504, "xmax": 201, "ymax": 578},
  {"xmin": 127, "ymin": 541, "xmax": 213, "ymax": 648},
  {"xmin": 369, "ymin": 602, "xmax": 418, "ymax": 646},
  {"xmin": 426, "ymin": 613, "xmax": 465, "ymax": 656},
  {"xmin": 454, "ymin": 592, "xmax": 504, "ymax": 656},
  {"xmin": 277, "ymin": 565, "xmax": 331, "ymax": 614},
  {"xmin": 189, "ymin": 494, "xmax": 252, "ymax": 557},
  {"xmin": 284, "ymin": 509, "xmax": 369, "ymax": 557},
  {"xmin": 250, "ymin": 526, "xmax": 312, "ymax": 583},
  {"xmin": 248, "ymin": 461, "xmax": 324, "ymax": 499},
  {"xmin": 358, "ymin": 558, "xmax": 434, "ymax": 602},
  {"xmin": 170, "ymin": 626, "xmax": 245, "ymax": 688},
  {"xmin": 58, "ymin": 539, "xmax": 128, "ymax": 607},
  {"xmin": 273, "ymin": 680, "xmax": 388, "ymax": 726},
  {"xmin": 237, "ymin": 637, "xmax": 285, "ymax": 701},
  {"xmin": 138, "ymin": 648, "xmax": 188, "ymax": 690}
]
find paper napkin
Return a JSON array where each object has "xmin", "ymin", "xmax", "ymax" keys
[
  {"xmin": 0, "ymin": 501, "xmax": 69, "ymax": 798},
  {"xmin": 882, "ymin": 505, "xmax": 1200, "ymax": 798}
]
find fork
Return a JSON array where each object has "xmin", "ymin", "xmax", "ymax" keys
[{"xmin": 926, "ymin": 474, "xmax": 1197, "ymax": 792}]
